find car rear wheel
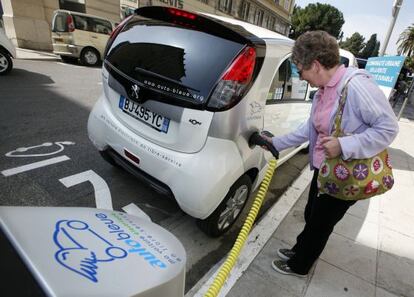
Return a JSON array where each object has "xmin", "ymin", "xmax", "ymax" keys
[
  {"xmin": 99, "ymin": 151, "xmax": 119, "ymax": 167},
  {"xmin": 80, "ymin": 48, "xmax": 100, "ymax": 66},
  {"xmin": 197, "ymin": 175, "xmax": 252, "ymax": 237},
  {"xmin": 0, "ymin": 50, "xmax": 12, "ymax": 75}
]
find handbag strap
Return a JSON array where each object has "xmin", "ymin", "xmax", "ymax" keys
[{"xmin": 332, "ymin": 77, "xmax": 353, "ymax": 137}]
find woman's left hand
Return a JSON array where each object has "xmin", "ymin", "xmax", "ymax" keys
[{"xmin": 321, "ymin": 136, "xmax": 342, "ymax": 159}]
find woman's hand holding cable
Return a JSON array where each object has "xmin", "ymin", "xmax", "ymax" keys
[{"xmin": 260, "ymin": 134, "xmax": 273, "ymax": 151}]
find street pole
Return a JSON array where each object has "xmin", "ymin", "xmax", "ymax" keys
[
  {"xmin": 397, "ymin": 78, "xmax": 414, "ymax": 120},
  {"xmin": 380, "ymin": 0, "xmax": 404, "ymax": 56}
]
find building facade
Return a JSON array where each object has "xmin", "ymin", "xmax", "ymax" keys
[{"xmin": 0, "ymin": 0, "xmax": 294, "ymax": 51}]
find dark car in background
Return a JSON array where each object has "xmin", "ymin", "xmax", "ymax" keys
[{"xmin": 356, "ymin": 58, "xmax": 368, "ymax": 69}]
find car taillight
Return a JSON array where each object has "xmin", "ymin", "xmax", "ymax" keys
[
  {"xmin": 168, "ymin": 8, "xmax": 197, "ymax": 20},
  {"xmin": 104, "ymin": 15, "xmax": 133, "ymax": 57},
  {"xmin": 207, "ymin": 46, "xmax": 256, "ymax": 111},
  {"xmin": 66, "ymin": 15, "xmax": 75, "ymax": 32}
]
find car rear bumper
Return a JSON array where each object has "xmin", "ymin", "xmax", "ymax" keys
[
  {"xmin": 87, "ymin": 95, "xmax": 245, "ymax": 219},
  {"xmin": 52, "ymin": 43, "xmax": 82, "ymax": 57}
]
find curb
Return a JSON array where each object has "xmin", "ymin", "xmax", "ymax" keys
[
  {"xmin": 16, "ymin": 57, "xmax": 61, "ymax": 61},
  {"xmin": 15, "ymin": 48, "xmax": 60, "ymax": 61},
  {"xmin": 186, "ymin": 165, "xmax": 313, "ymax": 297}
]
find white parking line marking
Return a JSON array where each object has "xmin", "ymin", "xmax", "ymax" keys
[
  {"xmin": 56, "ymin": 62, "xmax": 81, "ymax": 68},
  {"xmin": 122, "ymin": 203, "xmax": 152, "ymax": 221},
  {"xmin": 188, "ymin": 165, "xmax": 313, "ymax": 297},
  {"xmin": 1, "ymin": 155, "xmax": 71, "ymax": 177},
  {"xmin": 59, "ymin": 170, "xmax": 113, "ymax": 210},
  {"xmin": 5, "ymin": 141, "xmax": 75, "ymax": 157}
]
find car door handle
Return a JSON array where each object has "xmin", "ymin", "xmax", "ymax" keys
[{"xmin": 91, "ymin": 36, "xmax": 98, "ymax": 39}]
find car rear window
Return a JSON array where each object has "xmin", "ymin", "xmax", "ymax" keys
[
  {"xmin": 52, "ymin": 12, "xmax": 68, "ymax": 32},
  {"xmin": 105, "ymin": 18, "xmax": 245, "ymax": 106}
]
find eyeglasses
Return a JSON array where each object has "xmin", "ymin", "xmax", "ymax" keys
[{"xmin": 296, "ymin": 61, "xmax": 315, "ymax": 78}]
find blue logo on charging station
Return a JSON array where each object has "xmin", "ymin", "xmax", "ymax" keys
[
  {"xmin": 53, "ymin": 220, "xmax": 128, "ymax": 282},
  {"xmin": 53, "ymin": 214, "xmax": 167, "ymax": 283}
]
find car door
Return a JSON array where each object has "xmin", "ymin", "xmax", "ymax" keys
[
  {"xmin": 71, "ymin": 14, "xmax": 94, "ymax": 49},
  {"xmin": 263, "ymin": 56, "xmax": 311, "ymax": 164},
  {"xmin": 89, "ymin": 17, "xmax": 112, "ymax": 58}
]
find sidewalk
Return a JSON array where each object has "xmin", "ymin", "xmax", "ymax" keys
[
  {"xmin": 224, "ymin": 104, "xmax": 414, "ymax": 297},
  {"xmin": 15, "ymin": 47, "xmax": 59, "ymax": 61}
]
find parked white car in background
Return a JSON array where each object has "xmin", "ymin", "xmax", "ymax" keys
[
  {"xmin": 88, "ymin": 7, "xmax": 311, "ymax": 236},
  {"xmin": 0, "ymin": 26, "xmax": 16, "ymax": 75},
  {"xmin": 339, "ymin": 48, "xmax": 358, "ymax": 67},
  {"xmin": 51, "ymin": 10, "xmax": 115, "ymax": 66}
]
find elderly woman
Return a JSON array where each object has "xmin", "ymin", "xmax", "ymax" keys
[{"xmin": 263, "ymin": 31, "xmax": 399, "ymax": 277}]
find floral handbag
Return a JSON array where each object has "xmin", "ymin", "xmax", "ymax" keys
[{"xmin": 317, "ymin": 80, "xmax": 394, "ymax": 201}]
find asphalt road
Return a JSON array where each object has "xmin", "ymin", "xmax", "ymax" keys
[{"xmin": 0, "ymin": 59, "xmax": 309, "ymax": 291}]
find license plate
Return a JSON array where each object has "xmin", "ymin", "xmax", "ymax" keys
[{"xmin": 119, "ymin": 96, "xmax": 170, "ymax": 133}]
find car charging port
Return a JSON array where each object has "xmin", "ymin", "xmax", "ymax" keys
[{"xmin": 248, "ymin": 131, "xmax": 279, "ymax": 159}]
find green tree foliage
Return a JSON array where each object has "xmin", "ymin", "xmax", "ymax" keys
[
  {"xmin": 339, "ymin": 33, "xmax": 365, "ymax": 56},
  {"xmin": 371, "ymin": 41, "xmax": 380, "ymax": 57},
  {"xmin": 290, "ymin": 3, "xmax": 345, "ymax": 39},
  {"xmin": 360, "ymin": 34, "xmax": 379, "ymax": 58},
  {"xmin": 404, "ymin": 56, "xmax": 414, "ymax": 72},
  {"xmin": 397, "ymin": 24, "xmax": 414, "ymax": 56}
]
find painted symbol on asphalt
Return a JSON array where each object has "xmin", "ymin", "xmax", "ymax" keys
[{"xmin": 5, "ymin": 141, "xmax": 75, "ymax": 157}]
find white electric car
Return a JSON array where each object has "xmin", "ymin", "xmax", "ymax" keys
[
  {"xmin": 88, "ymin": 7, "xmax": 311, "ymax": 236},
  {"xmin": 0, "ymin": 26, "xmax": 16, "ymax": 75}
]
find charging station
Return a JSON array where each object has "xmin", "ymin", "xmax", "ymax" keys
[{"xmin": 0, "ymin": 207, "xmax": 186, "ymax": 297}]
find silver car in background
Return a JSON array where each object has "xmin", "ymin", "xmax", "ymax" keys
[{"xmin": 0, "ymin": 22, "xmax": 16, "ymax": 75}]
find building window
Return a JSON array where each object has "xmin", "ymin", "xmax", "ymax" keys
[
  {"xmin": 284, "ymin": 0, "xmax": 291, "ymax": 11},
  {"xmin": 121, "ymin": 6, "xmax": 136, "ymax": 19},
  {"xmin": 59, "ymin": 0, "xmax": 86, "ymax": 13},
  {"xmin": 266, "ymin": 15, "xmax": 275, "ymax": 30},
  {"xmin": 253, "ymin": 8, "xmax": 263, "ymax": 26},
  {"xmin": 275, "ymin": 18, "xmax": 288, "ymax": 34},
  {"xmin": 218, "ymin": 0, "xmax": 232, "ymax": 14},
  {"xmin": 239, "ymin": 1, "xmax": 250, "ymax": 20}
]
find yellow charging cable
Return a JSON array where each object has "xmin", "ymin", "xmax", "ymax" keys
[{"xmin": 204, "ymin": 158, "xmax": 278, "ymax": 297}]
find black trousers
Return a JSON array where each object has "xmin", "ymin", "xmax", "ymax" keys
[{"xmin": 287, "ymin": 169, "xmax": 356, "ymax": 275}]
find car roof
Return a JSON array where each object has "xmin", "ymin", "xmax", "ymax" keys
[
  {"xmin": 53, "ymin": 9, "xmax": 115, "ymax": 23},
  {"xmin": 339, "ymin": 48, "xmax": 356, "ymax": 60},
  {"xmin": 200, "ymin": 13, "xmax": 293, "ymax": 43}
]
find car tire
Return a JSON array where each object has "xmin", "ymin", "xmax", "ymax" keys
[
  {"xmin": 197, "ymin": 175, "xmax": 252, "ymax": 237},
  {"xmin": 99, "ymin": 151, "xmax": 119, "ymax": 167},
  {"xmin": 0, "ymin": 50, "xmax": 13, "ymax": 75},
  {"xmin": 60, "ymin": 55, "xmax": 78, "ymax": 64},
  {"xmin": 80, "ymin": 48, "xmax": 100, "ymax": 66}
]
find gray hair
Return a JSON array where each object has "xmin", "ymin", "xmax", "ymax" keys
[{"xmin": 292, "ymin": 30, "xmax": 340, "ymax": 70}]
